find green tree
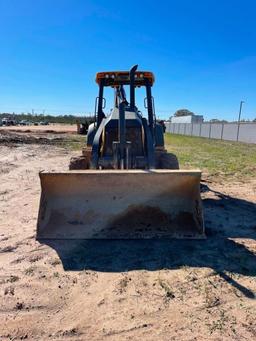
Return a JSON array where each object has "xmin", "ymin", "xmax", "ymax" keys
[{"xmin": 174, "ymin": 109, "xmax": 195, "ymax": 117}]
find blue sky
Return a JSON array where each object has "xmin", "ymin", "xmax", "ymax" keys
[{"xmin": 0, "ymin": 0, "xmax": 256, "ymax": 121}]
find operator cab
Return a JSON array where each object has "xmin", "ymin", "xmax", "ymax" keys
[{"xmin": 87, "ymin": 65, "xmax": 164, "ymax": 169}]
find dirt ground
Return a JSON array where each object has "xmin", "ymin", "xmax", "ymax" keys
[
  {"xmin": 0, "ymin": 123, "xmax": 77, "ymax": 134},
  {"xmin": 0, "ymin": 130, "xmax": 255, "ymax": 341}
]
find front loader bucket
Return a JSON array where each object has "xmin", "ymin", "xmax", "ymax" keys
[{"xmin": 36, "ymin": 170, "xmax": 205, "ymax": 239}]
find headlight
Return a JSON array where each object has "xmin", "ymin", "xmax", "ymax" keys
[
  {"xmin": 105, "ymin": 74, "xmax": 109, "ymax": 78},
  {"xmin": 111, "ymin": 74, "xmax": 115, "ymax": 79},
  {"xmin": 140, "ymin": 73, "xmax": 144, "ymax": 78}
]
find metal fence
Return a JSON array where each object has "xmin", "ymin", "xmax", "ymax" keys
[{"xmin": 165, "ymin": 122, "xmax": 256, "ymax": 144}]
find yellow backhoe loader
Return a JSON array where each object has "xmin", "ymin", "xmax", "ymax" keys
[{"xmin": 36, "ymin": 65, "xmax": 204, "ymax": 239}]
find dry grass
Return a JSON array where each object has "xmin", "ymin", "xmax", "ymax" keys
[{"xmin": 165, "ymin": 133, "xmax": 256, "ymax": 180}]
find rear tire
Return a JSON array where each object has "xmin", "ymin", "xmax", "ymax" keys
[{"xmin": 158, "ymin": 152, "xmax": 179, "ymax": 169}]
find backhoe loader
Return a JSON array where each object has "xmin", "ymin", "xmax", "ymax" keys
[{"xmin": 36, "ymin": 65, "xmax": 204, "ymax": 239}]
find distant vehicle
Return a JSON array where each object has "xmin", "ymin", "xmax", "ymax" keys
[
  {"xmin": 39, "ymin": 121, "xmax": 49, "ymax": 125},
  {"xmin": 2, "ymin": 117, "xmax": 16, "ymax": 126},
  {"xmin": 157, "ymin": 119, "xmax": 166, "ymax": 133},
  {"xmin": 19, "ymin": 120, "xmax": 32, "ymax": 126},
  {"xmin": 34, "ymin": 122, "xmax": 39, "ymax": 126},
  {"xmin": 19, "ymin": 120, "xmax": 28, "ymax": 125},
  {"xmin": 76, "ymin": 120, "xmax": 88, "ymax": 135}
]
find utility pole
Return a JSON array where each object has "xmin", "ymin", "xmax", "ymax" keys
[{"xmin": 236, "ymin": 100, "xmax": 244, "ymax": 141}]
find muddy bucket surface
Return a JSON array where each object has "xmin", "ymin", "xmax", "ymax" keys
[{"xmin": 37, "ymin": 170, "xmax": 205, "ymax": 239}]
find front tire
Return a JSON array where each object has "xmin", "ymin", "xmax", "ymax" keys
[{"xmin": 69, "ymin": 156, "xmax": 90, "ymax": 170}]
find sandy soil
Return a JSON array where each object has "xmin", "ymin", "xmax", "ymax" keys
[{"xmin": 0, "ymin": 132, "xmax": 256, "ymax": 341}]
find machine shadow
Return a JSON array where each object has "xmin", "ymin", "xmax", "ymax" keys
[{"xmin": 41, "ymin": 183, "xmax": 256, "ymax": 297}]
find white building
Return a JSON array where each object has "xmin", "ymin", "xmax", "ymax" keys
[{"xmin": 170, "ymin": 114, "xmax": 204, "ymax": 124}]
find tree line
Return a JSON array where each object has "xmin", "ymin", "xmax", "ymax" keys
[{"xmin": 0, "ymin": 113, "xmax": 95, "ymax": 124}]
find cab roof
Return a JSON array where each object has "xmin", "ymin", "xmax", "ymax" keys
[{"xmin": 96, "ymin": 71, "xmax": 155, "ymax": 87}]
